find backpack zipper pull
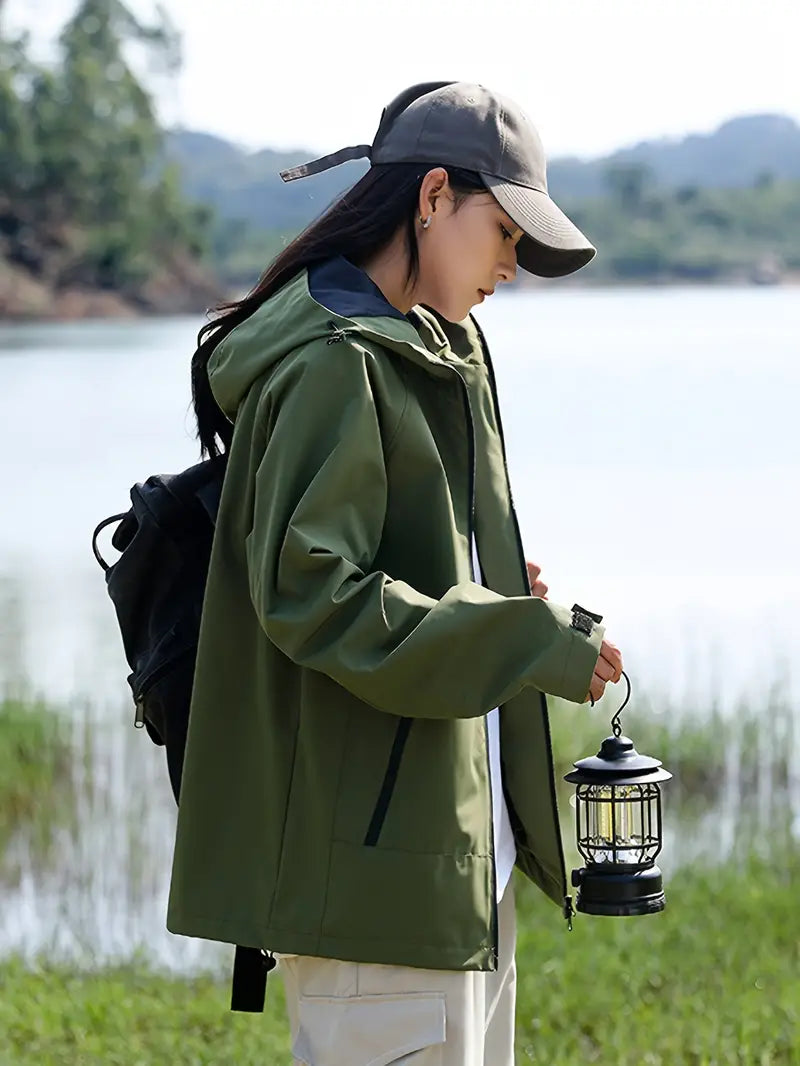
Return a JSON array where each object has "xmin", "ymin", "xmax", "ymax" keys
[
  {"xmin": 134, "ymin": 698, "xmax": 145, "ymax": 729},
  {"xmin": 563, "ymin": 894, "xmax": 575, "ymax": 932}
]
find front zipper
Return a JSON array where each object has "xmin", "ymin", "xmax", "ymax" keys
[
  {"xmin": 471, "ymin": 319, "xmax": 571, "ymax": 924},
  {"xmin": 451, "ymin": 362, "xmax": 500, "ymax": 971}
]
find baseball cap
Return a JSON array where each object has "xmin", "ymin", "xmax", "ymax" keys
[{"xmin": 280, "ymin": 80, "xmax": 596, "ymax": 278}]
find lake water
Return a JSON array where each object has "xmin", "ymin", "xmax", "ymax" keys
[
  {"xmin": 3, "ymin": 285, "xmax": 798, "ymax": 707},
  {"xmin": 1, "ymin": 286, "xmax": 798, "ymax": 970}
]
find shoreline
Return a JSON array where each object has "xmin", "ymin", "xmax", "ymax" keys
[
  {"xmin": 1, "ymin": 273, "xmax": 796, "ymax": 325},
  {"xmin": 0, "ymin": 256, "xmax": 226, "ymax": 325}
]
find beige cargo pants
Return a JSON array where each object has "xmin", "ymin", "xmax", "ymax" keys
[{"xmin": 277, "ymin": 879, "xmax": 517, "ymax": 1066}]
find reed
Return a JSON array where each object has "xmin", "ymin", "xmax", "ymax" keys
[{"xmin": 0, "ymin": 696, "xmax": 73, "ymax": 854}]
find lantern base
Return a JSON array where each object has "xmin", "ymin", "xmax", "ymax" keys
[{"xmin": 571, "ymin": 865, "xmax": 665, "ymax": 917}]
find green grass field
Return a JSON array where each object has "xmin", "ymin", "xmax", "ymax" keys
[{"xmin": 1, "ymin": 854, "xmax": 798, "ymax": 1065}]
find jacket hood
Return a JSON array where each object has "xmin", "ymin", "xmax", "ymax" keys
[{"xmin": 208, "ymin": 255, "xmax": 486, "ymax": 419}]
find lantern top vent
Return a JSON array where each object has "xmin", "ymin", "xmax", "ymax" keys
[{"xmin": 565, "ymin": 734, "xmax": 673, "ymax": 785}]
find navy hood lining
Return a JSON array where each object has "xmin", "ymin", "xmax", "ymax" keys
[{"xmin": 308, "ymin": 255, "xmax": 409, "ymax": 323}]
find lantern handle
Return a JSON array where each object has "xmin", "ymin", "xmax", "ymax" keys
[
  {"xmin": 589, "ymin": 669, "xmax": 632, "ymax": 737},
  {"xmin": 611, "ymin": 670, "xmax": 632, "ymax": 737}
]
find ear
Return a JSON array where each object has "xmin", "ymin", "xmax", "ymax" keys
[{"xmin": 419, "ymin": 167, "xmax": 450, "ymax": 218}]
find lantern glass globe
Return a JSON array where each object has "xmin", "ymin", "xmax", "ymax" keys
[{"xmin": 578, "ymin": 781, "xmax": 663, "ymax": 867}]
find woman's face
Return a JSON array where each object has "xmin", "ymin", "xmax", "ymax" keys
[{"xmin": 414, "ymin": 170, "xmax": 525, "ymax": 322}]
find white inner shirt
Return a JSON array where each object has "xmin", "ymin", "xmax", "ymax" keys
[{"xmin": 471, "ymin": 535, "xmax": 517, "ymax": 902}]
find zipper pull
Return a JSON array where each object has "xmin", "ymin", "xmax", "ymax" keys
[
  {"xmin": 326, "ymin": 321, "xmax": 351, "ymax": 345},
  {"xmin": 134, "ymin": 698, "xmax": 145, "ymax": 729},
  {"xmin": 563, "ymin": 895, "xmax": 575, "ymax": 932}
]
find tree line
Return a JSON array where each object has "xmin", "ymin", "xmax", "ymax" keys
[
  {"xmin": 208, "ymin": 164, "xmax": 800, "ymax": 289},
  {"xmin": 0, "ymin": 0, "xmax": 213, "ymax": 308},
  {"xmin": 560, "ymin": 163, "xmax": 800, "ymax": 283}
]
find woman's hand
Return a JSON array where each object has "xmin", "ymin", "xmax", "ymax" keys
[
  {"xmin": 526, "ymin": 560, "xmax": 548, "ymax": 599},
  {"xmin": 585, "ymin": 639, "xmax": 623, "ymax": 704}
]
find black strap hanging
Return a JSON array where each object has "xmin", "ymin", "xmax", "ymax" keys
[{"xmin": 230, "ymin": 945, "xmax": 276, "ymax": 1012}]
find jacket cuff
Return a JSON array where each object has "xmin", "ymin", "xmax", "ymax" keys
[{"xmin": 557, "ymin": 611, "xmax": 605, "ymax": 704}]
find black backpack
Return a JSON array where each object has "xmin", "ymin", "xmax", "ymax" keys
[{"xmin": 91, "ymin": 453, "xmax": 275, "ymax": 1012}]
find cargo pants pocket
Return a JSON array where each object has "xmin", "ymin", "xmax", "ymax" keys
[{"xmin": 291, "ymin": 990, "xmax": 446, "ymax": 1066}]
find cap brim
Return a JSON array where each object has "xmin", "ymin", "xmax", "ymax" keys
[{"xmin": 480, "ymin": 174, "xmax": 596, "ymax": 278}]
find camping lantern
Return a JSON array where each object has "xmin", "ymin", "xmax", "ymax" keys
[{"xmin": 564, "ymin": 672, "xmax": 672, "ymax": 916}]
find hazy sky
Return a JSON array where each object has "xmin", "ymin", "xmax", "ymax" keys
[{"xmin": 7, "ymin": 0, "xmax": 798, "ymax": 159}]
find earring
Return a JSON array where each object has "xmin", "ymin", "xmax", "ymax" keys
[{"xmin": 420, "ymin": 215, "xmax": 432, "ymax": 230}]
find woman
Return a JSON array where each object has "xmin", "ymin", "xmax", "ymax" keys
[{"xmin": 168, "ymin": 81, "xmax": 623, "ymax": 1065}]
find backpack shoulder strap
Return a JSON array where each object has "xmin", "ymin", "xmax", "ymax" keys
[
  {"xmin": 137, "ymin": 455, "xmax": 228, "ymax": 532},
  {"xmin": 230, "ymin": 946, "xmax": 276, "ymax": 1012}
]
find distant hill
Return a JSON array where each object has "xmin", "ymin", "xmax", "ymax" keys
[
  {"xmin": 549, "ymin": 114, "xmax": 800, "ymax": 198},
  {"xmin": 165, "ymin": 130, "xmax": 367, "ymax": 232},
  {"xmin": 166, "ymin": 113, "xmax": 800, "ymax": 231}
]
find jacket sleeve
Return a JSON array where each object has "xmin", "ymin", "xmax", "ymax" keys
[{"xmin": 246, "ymin": 340, "xmax": 603, "ymax": 719}]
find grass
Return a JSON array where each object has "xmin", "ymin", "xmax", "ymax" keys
[
  {"xmin": 0, "ymin": 696, "xmax": 73, "ymax": 853},
  {"xmin": 0, "ymin": 957, "xmax": 290, "ymax": 1065},
  {"xmin": 1, "ymin": 855, "xmax": 799, "ymax": 1065},
  {"xmin": 514, "ymin": 855, "xmax": 800, "ymax": 1065}
]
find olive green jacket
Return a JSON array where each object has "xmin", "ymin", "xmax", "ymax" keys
[{"xmin": 167, "ymin": 259, "xmax": 604, "ymax": 971}]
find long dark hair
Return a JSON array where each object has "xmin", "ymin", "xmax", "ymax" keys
[{"xmin": 191, "ymin": 163, "xmax": 487, "ymax": 458}]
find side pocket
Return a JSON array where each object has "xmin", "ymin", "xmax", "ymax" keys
[
  {"xmin": 292, "ymin": 991, "xmax": 445, "ymax": 1066},
  {"xmin": 363, "ymin": 718, "xmax": 413, "ymax": 846}
]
